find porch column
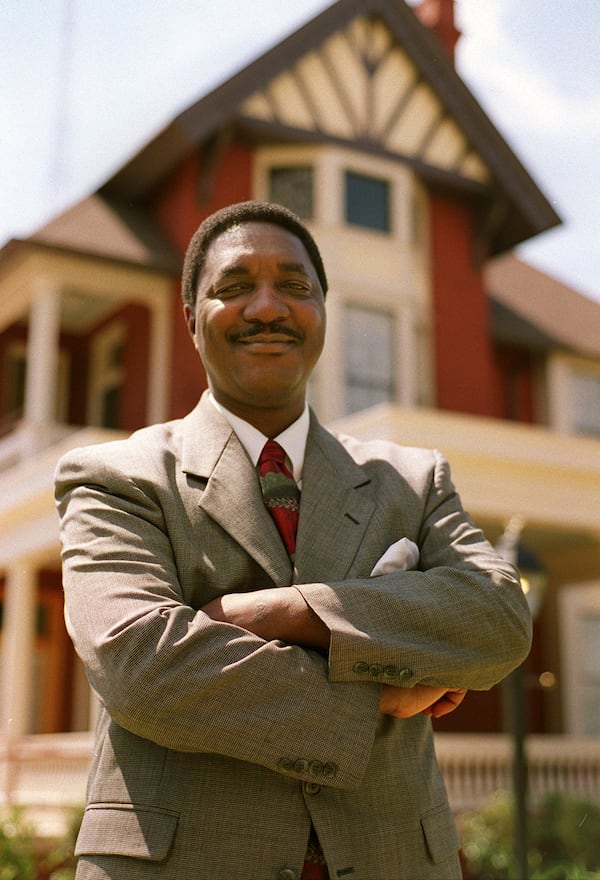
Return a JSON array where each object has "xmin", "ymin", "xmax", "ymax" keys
[
  {"xmin": 147, "ymin": 297, "xmax": 171, "ymax": 425},
  {"xmin": 1, "ymin": 560, "xmax": 37, "ymax": 735},
  {"xmin": 24, "ymin": 282, "xmax": 61, "ymax": 425}
]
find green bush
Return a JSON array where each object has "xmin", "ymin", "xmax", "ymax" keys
[
  {"xmin": 0, "ymin": 809, "xmax": 36, "ymax": 880},
  {"xmin": 459, "ymin": 792, "xmax": 600, "ymax": 880},
  {"xmin": 0, "ymin": 807, "xmax": 81, "ymax": 880}
]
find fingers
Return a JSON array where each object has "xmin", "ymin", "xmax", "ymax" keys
[{"xmin": 422, "ymin": 689, "xmax": 467, "ymax": 718}]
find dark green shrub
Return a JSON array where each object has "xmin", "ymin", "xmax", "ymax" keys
[
  {"xmin": 0, "ymin": 809, "xmax": 36, "ymax": 880},
  {"xmin": 0, "ymin": 806, "xmax": 81, "ymax": 880},
  {"xmin": 459, "ymin": 792, "xmax": 600, "ymax": 880}
]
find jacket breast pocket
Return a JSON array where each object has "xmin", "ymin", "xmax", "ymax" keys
[{"xmin": 75, "ymin": 803, "xmax": 179, "ymax": 862}]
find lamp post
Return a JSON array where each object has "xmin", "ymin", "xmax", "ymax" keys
[{"xmin": 497, "ymin": 517, "xmax": 548, "ymax": 880}]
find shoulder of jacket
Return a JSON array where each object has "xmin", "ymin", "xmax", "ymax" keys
[
  {"xmin": 55, "ymin": 419, "xmax": 184, "ymax": 480},
  {"xmin": 330, "ymin": 429, "xmax": 442, "ymax": 468}
]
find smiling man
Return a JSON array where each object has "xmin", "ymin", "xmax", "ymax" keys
[
  {"xmin": 183, "ymin": 218, "xmax": 326, "ymax": 435},
  {"xmin": 55, "ymin": 201, "xmax": 531, "ymax": 880}
]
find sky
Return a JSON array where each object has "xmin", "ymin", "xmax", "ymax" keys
[{"xmin": 2, "ymin": 0, "xmax": 599, "ymax": 301}]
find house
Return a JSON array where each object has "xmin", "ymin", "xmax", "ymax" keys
[{"xmin": 0, "ymin": 0, "xmax": 598, "ymax": 821}]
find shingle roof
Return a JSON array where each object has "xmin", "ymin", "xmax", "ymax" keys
[{"xmin": 487, "ymin": 254, "xmax": 600, "ymax": 358}]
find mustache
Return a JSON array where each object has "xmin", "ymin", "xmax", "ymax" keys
[{"xmin": 231, "ymin": 323, "xmax": 304, "ymax": 342}]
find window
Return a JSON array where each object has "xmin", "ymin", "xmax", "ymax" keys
[
  {"xmin": 579, "ymin": 615, "xmax": 600, "ymax": 734},
  {"xmin": 344, "ymin": 305, "xmax": 395, "ymax": 415},
  {"xmin": 345, "ymin": 171, "xmax": 390, "ymax": 232},
  {"xmin": 268, "ymin": 166, "xmax": 314, "ymax": 219},
  {"xmin": 3, "ymin": 343, "xmax": 27, "ymax": 422},
  {"xmin": 88, "ymin": 321, "xmax": 125, "ymax": 429},
  {"xmin": 559, "ymin": 583, "xmax": 600, "ymax": 736},
  {"xmin": 1, "ymin": 341, "xmax": 70, "ymax": 430},
  {"xmin": 572, "ymin": 369, "xmax": 600, "ymax": 438}
]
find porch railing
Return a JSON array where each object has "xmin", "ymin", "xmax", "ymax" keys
[{"xmin": 1, "ymin": 733, "xmax": 599, "ymax": 836}]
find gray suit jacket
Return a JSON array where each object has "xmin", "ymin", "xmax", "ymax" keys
[{"xmin": 55, "ymin": 393, "xmax": 531, "ymax": 880}]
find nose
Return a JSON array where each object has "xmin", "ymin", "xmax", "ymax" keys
[{"xmin": 243, "ymin": 283, "xmax": 290, "ymax": 323}]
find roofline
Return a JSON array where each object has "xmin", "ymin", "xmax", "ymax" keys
[
  {"xmin": 101, "ymin": 0, "xmax": 559, "ymax": 250},
  {"xmin": 0, "ymin": 237, "xmax": 179, "ymax": 280}
]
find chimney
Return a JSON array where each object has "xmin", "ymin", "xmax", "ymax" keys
[{"xmin": 414, "ymin": 0, "xmax": 461, "ymax": 62}]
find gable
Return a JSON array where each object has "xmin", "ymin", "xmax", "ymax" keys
[
  {"xmin": 241, "ymin": 15, "xmax": 489, "ymax": 185},
  {"xmin": 101, "ymin": 0, "xmax": 559, "ymax": 255}
]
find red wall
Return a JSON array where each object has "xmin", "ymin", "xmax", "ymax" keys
[
  {"xmin": 491, "ymin": 345, "xmax": 537, "ymax": 423},
  {"xmin": 150, "ymin": 140, "xmax": 254, "ymax": 418},
  {"xmin": 429, "ymin": 192, "xmax": 497, "ymax": 416},
  {"xmin": 120, "ymin": 303, "xmax": 151, "ymax": 430},
  {"xmin": 152, "ymin": 141, "xmax": 254, "ymax": 258}
]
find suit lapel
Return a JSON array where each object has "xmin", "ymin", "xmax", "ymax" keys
[
  {"xmin": 294, "ymin": 415, "xmax": 376, "ymax": 584},
  {"xmin": 181, "ymin": 395, "xmax": 293, "ymax": 585}
]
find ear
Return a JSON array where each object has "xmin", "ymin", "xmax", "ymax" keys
[{"xmin": 183, "ymin": 303, "xmax": 196, "ymax": 339}]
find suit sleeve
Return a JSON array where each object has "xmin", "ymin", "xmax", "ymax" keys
[
  {"xmin": 296, "ymin": 448, "xmax": 532, "ymax": 691},
  {"xmin": 55, "ymin": 444, "xmax": 380, "ymax": 791}
]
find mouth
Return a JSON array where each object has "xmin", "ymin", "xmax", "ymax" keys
[
  {"xmin": 237, "ymin": 336, "xmax": 297, "ymax": 354},
  {"xmin": 231, "ymin": 324, "xmax": 303, "ymax": 348}
]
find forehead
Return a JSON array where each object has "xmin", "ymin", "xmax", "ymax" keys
[{"xmin": 204, "ymin": 222, "xmax": 314, "ymax": 272}]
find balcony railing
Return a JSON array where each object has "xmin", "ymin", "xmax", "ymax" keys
[
  {"xmin": 0, "ymin": 421, "xmax": 76, "ymax": 472},
  {"xmin": 2, "ymin": 733, "xmax": 599, "ymax": 837}
]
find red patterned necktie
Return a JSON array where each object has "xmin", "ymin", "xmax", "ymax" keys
[
  {"xmin": 257, "ymin": 440, "xmax": 329, "ymax": 880},
  {"xmin": 258, "ymin": 439, "xmax": 300, "ymax": 560}
]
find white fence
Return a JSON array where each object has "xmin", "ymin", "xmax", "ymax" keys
[{"xmin": 1, "ymin": 733, "xmax": 599, "ymax": 836}]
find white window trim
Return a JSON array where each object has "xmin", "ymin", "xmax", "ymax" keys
[
  {"xmin": 547, "ymin": 353, "xmax": 600, "ymax": 438},
  {"xmin": 559, "ymin": 581, "xmax": 600, "ymax": 735},
  {"xmin": 87, "ymin": 320, "xmax": 126, "ymax": 428}
]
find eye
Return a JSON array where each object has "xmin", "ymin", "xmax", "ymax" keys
[
  {"xmin": 213, "ymin": 281, "xmax": 250, "ymax": 298},
  {"xmin": 281, "ymin": 279, "xmax": 312, "ymax": 296}
]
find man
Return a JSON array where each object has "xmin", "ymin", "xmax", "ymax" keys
[{"xmin": 55, "ymin": 201, "xmax": 531, "ymax": 879}]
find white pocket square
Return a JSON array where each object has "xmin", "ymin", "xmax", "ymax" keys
[{"xmin": 370, "ymin": 537, "xmax": 419, "ymax": 576}]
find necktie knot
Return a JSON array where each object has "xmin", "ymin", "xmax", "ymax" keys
[{"xmin": 259, "ymin": 439, "xmax": 287, "ymax": 469}]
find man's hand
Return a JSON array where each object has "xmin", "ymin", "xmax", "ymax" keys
[
  {"xmin": 380, "ymin": 684, "xmax": 466, "ymax": 719},
  {"xmin": 201, "ymin": 587, "xmax": 330, "ymax": 652}
]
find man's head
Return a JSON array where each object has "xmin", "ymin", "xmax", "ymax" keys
[
  {"xmin": 181, "ymin": 201, "xmax": 328, "ymax": 308},
  {"xmin": 182, "ymin": 202, "xmax": 328, "ymax": 435}
]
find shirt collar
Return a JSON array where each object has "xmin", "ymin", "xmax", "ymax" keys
[{"xmin": 208, "ymin": 393, "xmax": 309, "ymax": 483}]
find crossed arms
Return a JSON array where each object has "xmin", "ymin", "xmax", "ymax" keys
[{"xmin": 201, "ymin": 585, "xmax": 467, "ymax": 719}]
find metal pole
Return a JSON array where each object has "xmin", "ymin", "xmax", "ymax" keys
[
  {"xmin": 509, "ymin": 662, "xmax": 529, "ymax": 880},
  {"xmin": 497, "ymin": 517, "xmax": 529, "ymax": 880}
]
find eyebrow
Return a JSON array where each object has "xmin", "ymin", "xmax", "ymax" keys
[
  {"xmin": 278, "ymin": 262, "xmax": 310, "ymax": 275},
  {"xmin": 218, "ymin": 261, "xmax": 311, "ymax": 277}
]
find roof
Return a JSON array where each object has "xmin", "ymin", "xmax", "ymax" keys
[
  {"xmin": 99, "ymin": 0, "xmax": 559, "ymax": 255},
  {"xmin": 486, "ymin": 254, "xmax": 600, "ymax": 358},
  {"xmin": 28, "ymin": 195, "xmax": 179, "ymax": 273}
]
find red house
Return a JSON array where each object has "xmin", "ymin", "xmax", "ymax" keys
[{"xmin": 0, "ymin": 0, "xmax": 598, "ymax": 825}]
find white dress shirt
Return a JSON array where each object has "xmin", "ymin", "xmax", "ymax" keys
[{"xmin": 208, "ymin": 393, "xmax": 309, "ymax": 486}]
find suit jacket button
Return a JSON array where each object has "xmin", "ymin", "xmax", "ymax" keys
[
  {"xmin": 322, "ymin": 762, "xmax": 338, "ymax": 779},
  {"xmin": 368, "ymin": 663, "xmax": 383, "ymax": 677},
  {"xmin": 278, "ymin": 870, "xmax": 299, "ymax": 880},
  {"xmin": 294, "ymin": 759, "xmax": 309, "ymax": 774},
  {"xmin": 305, "ymin": 782, "xmax": 322, "ymax": 795},
  {"xmin": 398, "ymin": 668, "xmax": 413, "ymax": 679},
  {"xmin": 384, "ymin": 665, "xmax": 398, "ymax": 679},
  {"xmin": 352, "ymin": 661, "xmax": 369, "ymax": 674}
]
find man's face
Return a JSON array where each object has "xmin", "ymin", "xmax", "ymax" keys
[{"xmin": 184, "ymin": 222, "xmax": 326, "ymax": 425}]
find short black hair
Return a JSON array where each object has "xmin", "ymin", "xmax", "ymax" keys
[{"xmin": 181, "ymin": 201, "xmax": 328, "ymax": 306}]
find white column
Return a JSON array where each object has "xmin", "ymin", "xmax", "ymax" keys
[
  {"xmin": 146, "ymin": 297, "xmax": 171, "ymax": 425},
  {"xmin": 1, "ymin": 561, "xmax": 37, "ymax": 736},
  {"xmin": 24, "ymin": 283, "xmax": 61, "ymax": 425}
]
